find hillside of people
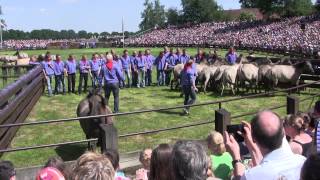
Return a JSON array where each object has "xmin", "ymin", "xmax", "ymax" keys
[{"xmin": 128, "ymin": 15, "xmax": 320, "ymax": 56}]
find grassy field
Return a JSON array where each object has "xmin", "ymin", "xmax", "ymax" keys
[{"xmin": 0, "ymin": 48, "xmax": 318, "ymax": 168}]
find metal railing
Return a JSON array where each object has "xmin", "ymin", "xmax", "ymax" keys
[{"xmin": 0, "ymin": 79, "xmax": 319, "ymax": 154}]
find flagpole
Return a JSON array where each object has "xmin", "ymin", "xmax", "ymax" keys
[{"xmin": 122, "ymin": 16, "xmax": 125, "ymax": 49}]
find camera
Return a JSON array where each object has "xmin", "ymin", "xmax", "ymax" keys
[{"xmin": 227, "ymin": 124, "xmax": 245, "ymax": 142}]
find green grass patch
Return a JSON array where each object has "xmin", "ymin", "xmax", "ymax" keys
[{"xmin": 0, "ymin": 47, "xmax": 313, "ymax": 168}]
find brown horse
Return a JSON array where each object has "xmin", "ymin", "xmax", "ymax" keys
[{"xmin": 76, "ymin": 88, "xmax": 113, "ymax": 150}]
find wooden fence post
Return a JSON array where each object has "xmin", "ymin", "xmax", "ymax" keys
[
  {"xmin": 287, "ymin": 95, "xmax": 299, "ymax": 115},
  {"xmin": 99, "ymin": 124, "xmax": 118, "ymax": 153},
  {"xmin": 215, "ymin": 108, "xmax": 231, "ymax": 134}
]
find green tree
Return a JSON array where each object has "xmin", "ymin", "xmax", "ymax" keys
[
  {"xmin": 139, "ymin": 0, "xmax": 155, "ymax": 31},
  {"xmin": 153, "ymin": 0, "xmax": 166, "ymax": 27},
  {"xmin": 180, "ymin": 0, "xmax": 224, "ymax": 23},
  {"xmin": 239, "ymin": 12, "xmax": 256, "ymax": 21},
  {"xmin": 139, "ymin": 0, "xmax": 166, "ymax": 31},
  {"xmin": 239, "ymin": 0, "xmax": 256, "ymax": 8},
  {"xmin": 166, "ymin": 8, "xmax": 180, "ymax": 25},
  {"xmin": 283, "ymin": 0, "xmax": 313, "ymax": 17},
  {"xmin": 78, "ymin": 30, "xmax": 88, "ymax": 39}
]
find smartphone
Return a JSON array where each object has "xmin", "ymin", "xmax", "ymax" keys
[{"xmin": 227, "ymin": 124, "xmax": 245, "ymax": 142}]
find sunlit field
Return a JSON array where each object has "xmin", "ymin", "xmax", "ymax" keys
[{"xmin": 0, "ymin": 48, "xmax": 318, "ymax": 168}]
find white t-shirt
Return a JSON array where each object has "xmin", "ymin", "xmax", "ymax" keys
[{"xmin": 242, "ymin": 139, "xmax": 306, "ymax": 180}]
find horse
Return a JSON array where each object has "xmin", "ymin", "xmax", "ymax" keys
[{"xmin": 76, "ymin": 88, "xmax": 113, "ymax": 150}]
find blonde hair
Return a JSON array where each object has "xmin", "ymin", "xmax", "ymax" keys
[
  {"xmin": 207, "ymin": 131, "xmax": 226, "ymax": 155},
  {"xmin": 72, "ymin": 152, "xmax": 115, "ymax": 180}
]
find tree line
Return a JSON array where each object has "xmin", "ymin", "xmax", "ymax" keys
[
  {"xmin": 140, "ymin": 0, "xmax": 320, "ymax": 31},
  {"xmin": 2, "ymin": 29, "xmax": 136, "ymax": 41}
]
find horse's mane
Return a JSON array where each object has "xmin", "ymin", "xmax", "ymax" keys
[{"xmin": 87, "ymin": 88, "xmax": 107, "ymax": 111}]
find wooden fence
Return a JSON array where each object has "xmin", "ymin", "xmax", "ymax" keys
[{"xmin": 0, "ymin": 65, "xmax": 45, "ymax": 151}]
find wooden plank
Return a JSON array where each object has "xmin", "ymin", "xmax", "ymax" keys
[
  {"xmin": 0, "ymin": 76, "xmax": 43, "ymax": 126},
  {"xmin": 0, "ymin": 85, "xmax": 43, "ymax": 151},
  {"xmin": 0, "ymin": 66, "xmax": 43, "ymax": 107}
]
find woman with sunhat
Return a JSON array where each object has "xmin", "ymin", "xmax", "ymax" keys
[
  {"xmin": 180, "ymin": 57, "xmax": 198, "ymax": 115},
  {"xmin": 101, "ymin": 53, "xmax": 124, "ymax": 113}
]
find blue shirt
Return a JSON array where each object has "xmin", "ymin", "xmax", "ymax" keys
[
  {"xmin": 226, "ymin": 53, "xmax": 237, "ymax": 65},
  {"xmin": 53, "ymin": 60, "xmax": 65, "ymax": 76},
  {"xmin": 65, "ymin": 60, "xmax": 77, "ymax": 74},
  {"xmin": 177, "ymin": 54, "xmax": 190, "ymax": 64},
  {"xmin": 90, "ymin": 59, "xmax": 100, "ymax": 72},
  {"xmin": 181, "ymin": 67, "xmax": 195, "ymax": 86},
  {"xmin": 145, "ymin": 55, "xmax": 155, "ymax": 70},
  {"xmin": 195, "ymin": 54, "xmax": 205, "ymax": 64},
  {"xmin": 42, "ymin": 61, "xmax": 55, "ymax": 76},
  {"xmin": 166, "ymin": 54, "xmax": 177, "ymax": 69},
  {"xmin": 99, "ymin": 58, "xmax": 106, "ymax": 66},
  {"xmin": 79, "ymin": 60, "xmax": 90, "ymax": 73},
  {"xmin": 121, "ymin": 56, "xmax": 131, "ymax": 70},
  {"xmin": 102, "ymin": 62, "xmax": 124, "ymax": 84},
  {"xmin": 134, "ymin": 56, "xmax": 146, "ymax": 69},
  {"xmin": 155, "ymin": 56, "xmax": 166, "ymax": 71},
  {"xmin": 130, "ymin": 56, "xmax": 137, "ymax": 70}
]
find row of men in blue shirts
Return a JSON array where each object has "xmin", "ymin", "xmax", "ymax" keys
[{"xmin": 39, "ymin": 47, "xmax": 238, "ymax": 96}]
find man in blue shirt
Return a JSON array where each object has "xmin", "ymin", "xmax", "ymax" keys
[
  {"xmin": 65, "ymin": 54, "xmax": 77, "ymax": 94},
  {"xmin": 226, "ymin": 47, "xmax": 238, "ymax": 65},
  {"xmin": 78, "ymin": 55, "xmax": 91, "ymax": 94},
  {"xmin": 53, "ymin": 54, "xmax": 66, "ymax": 95},
  {"xmin": 42, "ymin": 52, "xmax": 55, "ymax": 96},
  {"xmin": 180, "ymin": 49, "xmax": 190, "ymax": 64},
  {"xmin": 134, "ymin": 51, "xmax": 146, "ymax": 88},
  {"xmin": 131, "ymin": 51, "xmax": 138, "ymax": 87},
  {"xmin": 181, "ymin": 58, "xmax": 198, "ymax": 115},
  {"xmin": 90, "ymin": 53, "xmax": 102, "ymax": 88},
  {"xmin": 155, "ymin": 51, "xmax": 166, "ymax": 86},
  {"xmin": 144, "ymin": 49, "xmax": 155, "ymax": 86},
  {"xmin": 102, "ymin": 53, "xmax": 124, "ymax": 113},
  {"xmin": 165, "ymin": 48, "xmax": 177, "ymax": 86},
  {"xmin": 121, "ymin": 49, "xmax": 131, "ymax": 88}
]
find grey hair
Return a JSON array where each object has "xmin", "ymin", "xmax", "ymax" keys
[{"xmin": 172, "ymin": 140, "xmax": 208, "ymax": 180}]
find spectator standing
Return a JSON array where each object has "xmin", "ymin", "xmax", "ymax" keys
[
  {"xmin": 165, "ymin": 48, "xmax": 177, "ymax": 86},
  {"xmin": 90, "ymin": 53, "xmax": 102, "ymax": 88},
  {"xmin": 78, "ymin": 55, "xmax": 91, "ymax": 95},
  {"xmin": 120, "ymin": 49, "xmax": 131, "ymax": 88},
  {"xmin": 180, "ymin": 59, "xmax": 198, "ymax": 115},
  {"xmin": 42, "ymin": 52, "xmax": 55, "ymax": 96},
  {"xmin": 136, "ymin": 148, "xmax": 152, "ymax": 180},
  {"xmin": 131, "ymin": 51, "xmax": 138, "ymax": 87},
  {"xmin": 134, "ymin": 51, "xmax": 146, "ymax": 88},
  {"xmin": 101, "ymin": 54, "xmax": 124, "ymax": 113},
  {"xmin": 195, "ymin": 49, "xmax": 207, "ymax": 64},
  {"xmin": 53, "ymin": 54, "xmax": 66, "ymax": 95},
  {"xmin": 155, "ymin": 51, "xmax": 166, "ymax": 86},
  {"xmin": 145, "ymin": 49, "xmax": 155, "ymax": 86},
  {"xmin": 65, "ymin": 54, "xmax": 77, "ymax": 94},
  {"xmin": 225, "ymin": 47, "xmax": 237, "ymax": 65}
]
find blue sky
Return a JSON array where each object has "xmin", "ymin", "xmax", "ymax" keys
[
  {"xmin": 0, "ymin": 0, "xmax": 316, "ymax": 33},
  {"xmin": 0, "ymin": 0, "xmax": 241, "ymax": 32}
]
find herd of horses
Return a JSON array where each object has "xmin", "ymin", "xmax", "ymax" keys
[{"xmin": 171, "ymin": 56, "xmax": 315, "ymax": 96}]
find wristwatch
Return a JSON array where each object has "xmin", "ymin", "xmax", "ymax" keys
[{"xmin": 232, "ymin": 159, "xmax": 243, "ymax": 167}]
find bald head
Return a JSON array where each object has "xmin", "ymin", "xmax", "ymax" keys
[{"xmin": 251, "ymin": 111, "xmax": 284, "ymax": 152}]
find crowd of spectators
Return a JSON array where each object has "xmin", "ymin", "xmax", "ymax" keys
[
  {"xmin": 128, "ymin": 15, "xmax": 320, "ymax": 55},
  {"xmin": 3, "ymin": 39, "xmax": 98, "ymax": 50},
  {"xmin": 0, "ymin": 100, "xmax": 319, "ymax": 180}
]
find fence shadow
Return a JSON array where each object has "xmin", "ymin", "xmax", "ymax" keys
[{"xmin": 55, "ymin": 144, "xmax": 87, "ymax": 162}]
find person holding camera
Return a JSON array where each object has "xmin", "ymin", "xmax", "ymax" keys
[
  {"xmin": 180, "ymin": 58, "xmax": 198, "ymax": 115},
  {"xmin": 224, "ymin": 110, "xmax": 306, "ymax": 180}
]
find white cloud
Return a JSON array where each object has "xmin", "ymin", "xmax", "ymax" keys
[
  {"xmin": 58, "ymin": 0, "xmax": 80, "ymax": 4},
  {"xmin": 39, "ymin": 8, "xmax": 48, "ymax": 14}
]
